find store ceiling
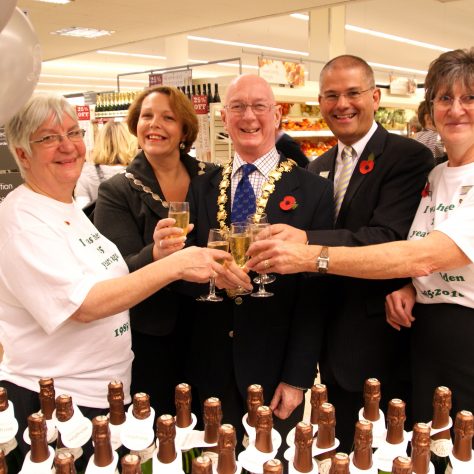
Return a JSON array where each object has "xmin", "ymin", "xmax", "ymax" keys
[{"xmin": 15, "ymin": 0, "xmax": 474, "ymax": 96}]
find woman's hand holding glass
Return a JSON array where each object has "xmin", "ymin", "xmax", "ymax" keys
[{"xmin": 152, "ymin": 216, "xmax": 194, "ymax": 260}]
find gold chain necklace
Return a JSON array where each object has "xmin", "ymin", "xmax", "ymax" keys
[
  {"xmin": 217, "ymin": 159, "xmax": 296, "ymax": 231},
  {"xmin": 124, "ymin": 171, "xmax": 169, "ymax": 208}
]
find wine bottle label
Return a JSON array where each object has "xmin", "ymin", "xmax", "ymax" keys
[
  {"xmin": 23, "ymin": 417, "xmax": 57, "ymax": 445},
  {"xmin": 108, "ymin": 421, "xmax": 124, "ymax": 451},
  {"xmin": 130, "ymin": 443, "xmax": 155, "ymax": 463},
  {"xmin": 0, "ymin": 436, "xmax": 17, "ymax": 456},
  {"xmin": 85, "ymin": 449, "xmax": 118, "ymax": 474},
  {"xmin": 55, "ymin": 406, "xmax": 93, "ymax": 449},
  {"xmin": 0, "ymin": 402, "xmax": 18, "ymax": 443},
  {"xmin": 315, "ymin": 457, "xmax": 332, "ymax": 474},
  {"xmin": 431, "ymin": 438, "xmax": 453, "ymax": 457},
  {"xmin": 21, "ymin": 446, "xmax": 54, "ymax": 474}
]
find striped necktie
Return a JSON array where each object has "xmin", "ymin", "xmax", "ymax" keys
[
  {"xmin": 231, "ymin": 163, "xmax": 257, "ymax": 223},
  {"xmin": 334, "ymin": 146, "xmax": 355, "ymax": 217}
]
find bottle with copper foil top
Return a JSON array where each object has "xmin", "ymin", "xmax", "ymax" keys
[
  {"xmin": 156, "ymin": 414, "xmax": 177, "ymax": 464},
  {"xmin": 0, "ymin": 387, "xmax": 23, "ymax": 473},
  {"xmin": 132, "ymin": 392, "xmax": 151, "ymax": 420},
  {"xmin": 391, "ymin": 456, "xmax": 412, "ymax": 474},
  {"xmin": 293, "ymin": 422, "xmax": 313, "ymax": 473},
  {"xmin": 430, "ymin": 386, "xmax": 452, "ymax": 473},
  {"xmin": 0, "ymin": 449, "xmax": 7, "ymax": 474},
  {"xmin": 255, "ymin": 406, "xmax": 273, "ymax": 454},
  {"xmin": 363, "ymin": 378, "xmax": 381, "ymax": 422},
  {"xmin": 217, "ymin": 424, "xmax": 237, "ymax": 474},
  {"xmin": 107, "ymin": 380, "xmax": 126, "ymax": 426},
  {"xmin": 54, "ymin": 394, "xmax": 74, "ymax": 451},
  {"xmin": 121, "ymin": 454, "xmax": 141, "ymax": 474},
  {"xmin": 28, "ymin": 413, "xmax": 50, "ymax": 464},
  {"xmin": 175, "ymin": 383, "xmax": 193, "ymax": 428},
  {"xmin": 91, "ymin": 415, "xmax": 114, "ymax": 468},
  {"xmin": 192, "ymin": 455, "xmax": 213, "ymax": 474},
  {"xmin": 263, "ymin": 459, "xmax": 283, "ymax": 474},
  {"xmin": 411, "ymin": 423, "xmax": 431, "ymax": 474},
  {"xmin": 352, "ymin": 420, "xmax": 373, "ymax": 470},
  {"xmin": 203, "ymin": 398, "xmax": 222, "ymax": 445},
  {"xmin": 316, "ymin": 402, "xmax": 336, "ymax": 467},
  {"xmin": 310, "ymin": 384, "xmax": 328, "ymax": 425},
  {"xmin": 54, "ymin": 452, "xmax": 76, "ymax": 474},
  {"xmin": 247, "ymin": 384, "xmax": 264, "ymax": 428},
  {"xmin": 452, "ymin": 410, "xmax": 474, "ymax": 463},
  {"xmin": 39, "ymin": 378, "xmax": 56, "ymax": 421},
  {"xmin": 329, "ymin": 452, "xmax": 350, "ymax": 473},
  {"xmin": 385, "ymin": 399, "xmax": 406, "ymax": 445}
]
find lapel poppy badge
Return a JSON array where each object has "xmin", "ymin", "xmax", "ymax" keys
[
  {"xmin": 359, "ymin": 152, "xmax": 375, "ymax": 175},
  {"xmin": 421, "ymin": 181, "xmax": 430, "ymax": 198},
  {"xmin": 280, "ymin": 195, "xmax": 298, "ymax": 211}
]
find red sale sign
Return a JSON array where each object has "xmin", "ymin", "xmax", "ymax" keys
[
  {"xmin": 75, "ymin": 105, "xmax": 90, "ymax": 121},
  {"xmin": 192, "ymin": 95, "xmax": 208, "ymax": 115}
]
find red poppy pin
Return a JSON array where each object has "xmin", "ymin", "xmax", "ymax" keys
[
  {"xmin": 280, "ymin": 195, "xmax": 298, "ymax": 211},
  {"xmin": 421, "ymin": 182, "xmax": 430, "ymax": 198},
  {"xmin": 359, "ymin": 152, "xmax": 375, "ymax": 175}
]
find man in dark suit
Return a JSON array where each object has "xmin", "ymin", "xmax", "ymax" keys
[
  {"xmin": 186, "ymin": 74, "xmax": 334, "ymax": 447},
  {"xmin": 267, "ymin": 55, "xmax": 433, "ymax": 451},
  {"xmin": 275, "ymin": 127, "xmax": 309, "ymax": 168}
]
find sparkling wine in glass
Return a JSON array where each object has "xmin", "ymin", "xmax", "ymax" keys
[
  {"xmin": 229, "ymin": 221, "xmax": 252, "ymax": 296},
  {"xmin": 168, "ymin": 201, "xmax": 190, "ymax": 236},
  {"xmin": 246, "ymin": 213, "xmax": 276, "ymax": 285},
  {"xmin": 249, "ymin": 222, "xmax": 273, "ymax": 298},
  {"xmin": 197, "ymin": 228, "xmax": 229, "ymax": 302}
]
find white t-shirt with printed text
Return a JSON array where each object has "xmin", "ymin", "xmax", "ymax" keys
[
  {"xmin": 409, "ymin": 161, "xmax": 474, "ymax": 308},
  {"xmin": 0, "ymin": 185, "xmax": 133, "ymax": 407}
]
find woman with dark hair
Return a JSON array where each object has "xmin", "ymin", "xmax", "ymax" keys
[
  {"xmin": 94, "ymin": 86, "xmax": 218, "ymax": 416},
  {"xmin": 248, "ymin": 47, "xmax": 474, "ymax": 423}
]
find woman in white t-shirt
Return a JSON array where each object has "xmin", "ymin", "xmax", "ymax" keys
[
  {"xmin": 0, "ymin": 94, "xmax": 250, "ymax": 464},
  {"xmin": 247, "ymin": 47, "xmax": 474, "ymax": 425}
]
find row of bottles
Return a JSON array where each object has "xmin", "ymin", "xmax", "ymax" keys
[
  {"xmin": 94, "ymin": 91, "xmax": 137, "ymax": 117},
  {"xmin": 179, "ymin": 83, "xmax": 220, "ymax": 103}
]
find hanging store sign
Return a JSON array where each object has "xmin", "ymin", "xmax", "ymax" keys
[
  {"xmin": 389, "ymin": 75, "xmax": 417, "ymax": 96},
  {"xmin": 258, "ymin": 57, "xmax": 305, "ymax": 87},
  {"xmin": 149, "ymin": 70, "xmax": 192, "ymax": 88},
  {"xmin": 0, "ymin": 172, "xmax": 23, "ymax": 204}
]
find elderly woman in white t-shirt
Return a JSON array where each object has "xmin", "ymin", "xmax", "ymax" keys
[
  {"xmin": 0, "ymin": 94, "xmax": 250, "ymax": 463},
  {"xmin": 247, "ymin": 47, "xmax": 474, "ymax": 424}
]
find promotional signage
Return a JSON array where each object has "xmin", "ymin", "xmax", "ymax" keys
[
  {"xmin": 0, "ymin": 127, "xmax": 17, "ymax": 170},
  {"xmin": 75, "ymin": 105, "xmax": 91, "ymax": 121},
  {"xmin": 0, "ymin": 172, "xmax": 23, "ymax": 204},
  {"xmin": 149, "ymin": 69, "xmax": 192, "ymax": 88},
  {"xmin": 258, "ymin": 57, "xmax": 305, "ymax": 87},
  {"xmin": 149, "ymin": 74, "xmax": 163, "ymax": 86},
  {"xmin": 192, "ymin": 95, "xmax": 209, "ymax": 115},
  {"xmin": 389, "ymin": 75, "xmax": 417, "ymax": 96}
]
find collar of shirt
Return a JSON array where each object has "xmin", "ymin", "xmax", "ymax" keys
[
  {"xmin": 334, "ymin": 121, "xmax": 378, "ymax": 186},
  {"xmin": 231, "ymin": 148, "xmax": 280, "ymax": 203}
]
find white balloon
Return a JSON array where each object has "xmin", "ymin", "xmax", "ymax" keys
[
  {"xmin": 0, "ymin": 0, "xmax": 16, "ymax": 33},
  {"xmin": 0, "ymin": 7, "xmax": 41, "ymax": 126}
]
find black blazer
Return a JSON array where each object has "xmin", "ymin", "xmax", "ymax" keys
[
  {"xmin": 185, "ymin": 153, "xmax": 334, "ymax": 404},
  {"xmin": 307, "ymin": 123, "xmax": 433, "ymax": 391},
  {"xmin": 275, "ymin": 132, "xmax": 309, "ymax": 168},
  {"xmin": 94, "ymin": 151, "xmax": 218, "ymax": 336}
]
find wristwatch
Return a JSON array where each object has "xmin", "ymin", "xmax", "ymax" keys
[{"xmin": 317, "ymin": 246, "xmax": 329, "ymax": 274}]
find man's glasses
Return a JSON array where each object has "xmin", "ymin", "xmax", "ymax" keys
[
  {"xmin": 30, "ymin": 129, "xmax": 86, "ymax": 147},
  {"xmin": 225, "ymin": 103, "xmax": 275, "ymax": 115},
  {"xmin": 320, "ymin": 88, "xmax": 374, "ymax": 103},
  {"xmin": 431, "ymin": 94, "xmax": 474, "ymax": 111}
]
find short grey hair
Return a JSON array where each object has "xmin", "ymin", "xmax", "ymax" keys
[{"xmin": 5, "ymin": 94, "xmax": 78, "ymax": 175}]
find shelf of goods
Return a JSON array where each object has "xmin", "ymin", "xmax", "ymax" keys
[{"xmin": 210, "ymin": 102, "xmax": 234, "ymax": 165}]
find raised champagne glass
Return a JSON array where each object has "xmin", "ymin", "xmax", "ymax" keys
[
  {"xmin": 197, "ymin": 228, "xmax": 229, "ymax": 302},
  {"xmin": 246, "ymin": 213, "xmax": 276, "ymax": 285},
  {"xmin": 249, "ymin": 222, "xmax": 274, "ymax": 298},
  {"xmin": 229, "ymin": 221, "xmax": 252, "ymax": 296},
  {"xmin": 168, "ymin": 201, "xmax": 190, "ymax": 236}
]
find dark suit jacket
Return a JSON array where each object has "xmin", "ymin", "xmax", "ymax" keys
[
  {"xmin": 276, "ymin": 132, "xmax": 309, "ymax": 168},
  {"xmin": 94, "ymin": 151, "xmax": 218, "ymax": 336},
  {"xmin": 186, "ymin": 153, "xmax": 334, "ymax": 404},
  {"xmin": 307, "ymin": 123, "xmax": 433, "ymax": 392}
]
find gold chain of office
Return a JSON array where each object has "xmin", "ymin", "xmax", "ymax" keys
[{"xmin": 216, "ymin": 159, "xmax": 296, "ymax": 231}]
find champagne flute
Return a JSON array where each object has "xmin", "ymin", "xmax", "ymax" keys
[
  {"xmin": 248, "ymin": 222, "xmax": 274, "ymax": 298},
  {"xmin": 197, "ymin": 228, "xmax": 229, "ymax": 302},
  {"xmin": 168, "ymin": 201, "xmax": 190, "ymax": 236},
  {"xmin": 246, "ymin": 213, "xmax": 276, "ymax": 285},
  {"xmin": 228, "ymin": 221, "xmax": 252, "ymax": 296}
]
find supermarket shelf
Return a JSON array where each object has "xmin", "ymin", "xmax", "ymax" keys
[{"xmin": 286, "ymin": 130, "xmax": 333, "ymax": 138}]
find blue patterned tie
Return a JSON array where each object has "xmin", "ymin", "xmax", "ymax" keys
[{"xmin": 231, "ymin": 163, "xmax": 257, "ymax": 223}]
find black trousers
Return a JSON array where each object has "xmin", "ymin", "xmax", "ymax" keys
[{"xmin": 411, "ymin": 303, "xmax": 474, "ymax": 425}]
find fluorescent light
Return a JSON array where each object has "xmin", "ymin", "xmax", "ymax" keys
[
  {"xmin": 290, "ymin": 13, "xmax": 309, "ymax": 21},
  {"xmin": 345, "ymin": 25, "xmax": 450, "ymax": 52},
  {"xmin": 51, "ymin": 27, "xmax": 114, "ymax": 39},
  {"xmin": 217, "ymin": 62, "xmax": 258, "ymax": 70},
  {"xmin": 96, "ymin": 50, "xmax": 166, "ymax": 60},
  {"xmin": 35, "ymin": 0, "xmax": 74, "ymax": 4},
  {"xmin": 40, "ymin": 73, "xmax": 147, "ymax": 84},
  {"xmin": 368, "ymin": 62, "xmax": 428, "ymax": 76},
  {"xmin": 187, "ymin": 35, "xmax": 309, "ymax": 57}
]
